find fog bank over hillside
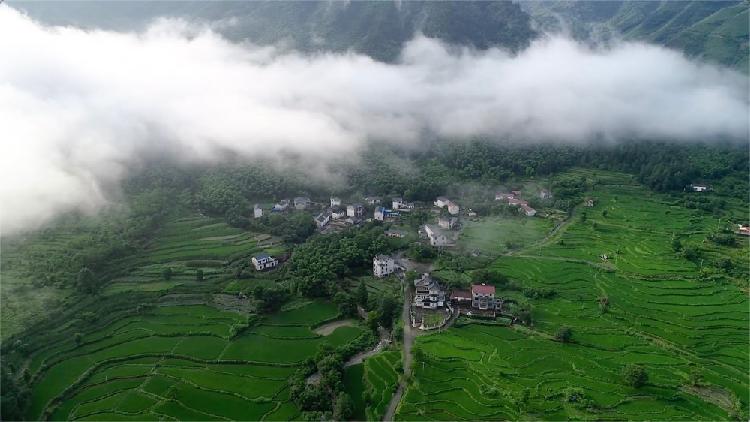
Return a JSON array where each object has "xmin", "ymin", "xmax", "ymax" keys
[{"xmin": 0, "ymin": 6, "xmax": 747, "ymax": 234}]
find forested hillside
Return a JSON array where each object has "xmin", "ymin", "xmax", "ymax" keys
[
  {"xmin": 13, "ymin": 0, "xmax": 746, "ymax": 68},
  {"xmin": 9, "ymin": 0, "xmax": 536, "ymax": 61},
  {"xmin": 522, "ymin": 0, "xmax": 749, "ymax": 71}
]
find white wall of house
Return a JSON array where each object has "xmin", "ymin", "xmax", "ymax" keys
[
  {"xmin": 373, "ymin": 256, "xmax": 396, "ymax": 277},
  {"xmin": 252, "ymin": 256, "xmax": 278, "ymax": 271}
]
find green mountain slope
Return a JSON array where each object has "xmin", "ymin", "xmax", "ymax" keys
[
  {"xmin": 8, "ymin": 0, "xmax": 536, "ymax": 61},
  {"xmin": 523, "ymin": 1, "xmax": 749, "ymax": 72}
]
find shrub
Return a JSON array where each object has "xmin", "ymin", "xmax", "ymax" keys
[
  {"xmin": 622, "ymin": 364, "xmax": 648, "ymax": 388},
  {"xmin": 332, "ymin": 393, "xmax": 354, "ymax": 421},
  {"xmin": 688, "ymin": 368, "xmax": 703, "ymax": 387},
  {"xmin": 555, "ymin": 326, "xmax": 573, "ymax": 343},
  {"xmin": 598, "ymin": 296, "xmax": 609, "ymax": 313},
  {"xmin": 523, "ymin": 287, "xmax": 557, "ymax": 299}
]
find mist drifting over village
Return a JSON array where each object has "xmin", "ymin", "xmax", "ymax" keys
[{"xmin": 0, "ymin": 5, "xmax": 747, "ymax": 234}]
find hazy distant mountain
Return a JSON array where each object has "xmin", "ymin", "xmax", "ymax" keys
[
  {"xmin": 10, "ymin": 0, "xmax": 746, "ymax": 68},
  {"xmin": 8, "ymin": 1, "xmax": 537, "ymax": 61},
  {"xmin": 522, "ymin": 0, "xmax": 749, "ymax": 72}
]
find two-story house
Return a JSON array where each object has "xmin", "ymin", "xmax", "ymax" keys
[
  {"xmin": 252, "ymin": 253, "xmax": 279, "ymax": 271},
  {"xmin": 373, "ymin": 255, "xmax": 396, "ymax": 277},
  {"xmin": 471, "ymin": 283, "xmax": 496, "ymax": 310}
]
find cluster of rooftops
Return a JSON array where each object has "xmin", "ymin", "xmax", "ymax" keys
[{"xmin": 250, "ymin": 189, "xmax": 560, "ymax": 273}]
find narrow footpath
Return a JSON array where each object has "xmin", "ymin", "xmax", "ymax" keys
[{"xmin": 382, "ymin": 276, "xmax": 415, "ymax": 421}]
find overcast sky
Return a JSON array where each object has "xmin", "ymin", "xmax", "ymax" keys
[{"xmin": 0, "ymin": 5, "xmax": 747, "ymax": 234}]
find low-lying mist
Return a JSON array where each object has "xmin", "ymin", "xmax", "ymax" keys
[{"xmin": 0, "ymin": 5, "xmax": 747, "ymax": 235}]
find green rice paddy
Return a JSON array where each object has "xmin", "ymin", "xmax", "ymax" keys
[
  {"xmin": 397, "ymin": 175, "xmax": 748, "ymax": 420},
  {"xmin": 344, "ymin": 351, "xmax": 402, "ymax": 421},
  {"xmin": 27, "ymin": 301, "xmax": 363, "ymax": 421}
]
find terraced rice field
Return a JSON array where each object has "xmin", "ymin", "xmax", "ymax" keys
[
  {"xmin": 458, "ymin": 216, "xmax": 553, "ymax": 256},
  {"xmin": 104, "ymin": 215, "xmax": 284, "ymax": 295},
  {"xmin": 26, "ymin": 301, "xmax": 364, "ymax": 421},
  {"xmin": 398, "ymin": 177, "xmax": 748, "ymax": 420},
  {"xmin": 344, "ymin": 351, "xmax": 402, "ymax": 421}
]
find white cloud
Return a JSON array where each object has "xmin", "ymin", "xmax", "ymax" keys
[{"xmin": 0, "ymin": 6, "xmax": 747, "ymax": 234}]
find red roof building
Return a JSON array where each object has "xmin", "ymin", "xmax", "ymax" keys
[
  {"xmin": 471, "ymin": 284, "xmax": 496, "ymax": 310},
  {"xmin": 471, "ymin": 284, "xmax": 496, "ymax": 295}
]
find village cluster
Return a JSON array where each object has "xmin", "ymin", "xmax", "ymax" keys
[
  {"xmin": 247, "ymin": 189, "xmax": 564, "ymax": 329},
  {"xmin": 249, "ymin": 188, "xmax": 558, "ymax": 273}
]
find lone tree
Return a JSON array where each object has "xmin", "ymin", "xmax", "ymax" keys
[
  {"xmin": 162, "ymin": 267, "xmax": 173, "ymax": 281},
  {"xmin": 196, "ymin": 269, "xmax": 204, "ymax": 282},
  {"xmin": 378, "ymin": 296, "xmax": 397, "ymax": 328},
  {"xmin": 332, "ymin": 392, "xmax": 354, "ymax": 421},
  {"xmin": 356, "ymin": 280, "xmax": 368, "ymax": 309},
  {"xmin": 688, "ymin": 368, "xmax": 703, "ymax": 387},
  {"xmin": 555, "ymin": 326, "xmax": 573, "ymax": 343},
  {"xmin": 598, "ymin": 296, "xmax": 610, "ymax": 313},
  {"xmin": 622, "ymin": 364, "xmax": 648, "ymax": 388}
]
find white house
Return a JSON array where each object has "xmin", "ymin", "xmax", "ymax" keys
[
  {"xmin": 331, "ymin": 208, "xmax": 346, "ymax": 220},
  {"xmin": 253, "ymin": 204, "xmax": 263, "ymax": 219},
  {"xmin": 520, "ymin": 204, "xmax": 536, "ymax": 217},
  {"xmin": 447, "ymin": 201, "xmax": 460, "ymax": 215},
  {"xmin": 438, "ymin": 216, "xmax": 458, "ymax": 230},
  {"xmin": 434, "ymin": 197, "xmax": 451, "ymax": 208},
  {"xmin": 252, "ymin": 253, "xmax": 278, "ymax": 271},
  {"xmin": 413, "ymin": 273, "xmax": 445, "ymax": 309},
  {"xmin": 364, "ymin": 196, "xmax": 382, "ymax": 205},
  {"xmin": 294, "ymin": 197, "xmax": 311, "ymax": 210},
  {"xmin": 272, "ymin": 199, "xmax": 290, "ymax": 212},
  {"xmin": 584, "ymin": 197, "xmax": 595, "ymax": 207},
  {"xmin": 392, "ymin": 197, "xmax": 405, "ymax": 209},
  {"xmin": 424, "ymin": 224, "xmax": 453, "ymax": 247},
  {"xmin": 540, "ymin": 189, "xmax": 552, "ymax": 200},
  {"xmin": 373, "ymin": 255, "xmax": 396, "ymax": 278},
  {"xmin": 375, "ymin": 207, "xmax": 399, "ymax": 221},
  {"xmin": 330, "ymin": 197, "xmax": 342, "ymax": 207},
  {"xmin": 385, "ymin": 229, "xmax": 406, "ymax": 238},
  {"xmin": 495, "ymin": 192, "xmax": 513, "ymax": 201},
  {"xmin": 691, "ymin": 185, "xmax": 709, "ymax": 192},
  {"xmin": 347, "ymin": 204, "xmax": 365, "ymax": 218},
  {"xmin": 508, "ymin": 197, "xmax": 527, "ymax": 207},
  {"xmin": 314, "ymin": 212, "xmax": 330, "ymax": 228}
]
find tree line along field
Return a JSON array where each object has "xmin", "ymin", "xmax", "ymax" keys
[
  {"xmin": 21, "ymin": 300, "xmax": 363, "ymax": 421},
  {"xmin": 397, "ymin": 173, "xmax": 748, "ymax": 420}
]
